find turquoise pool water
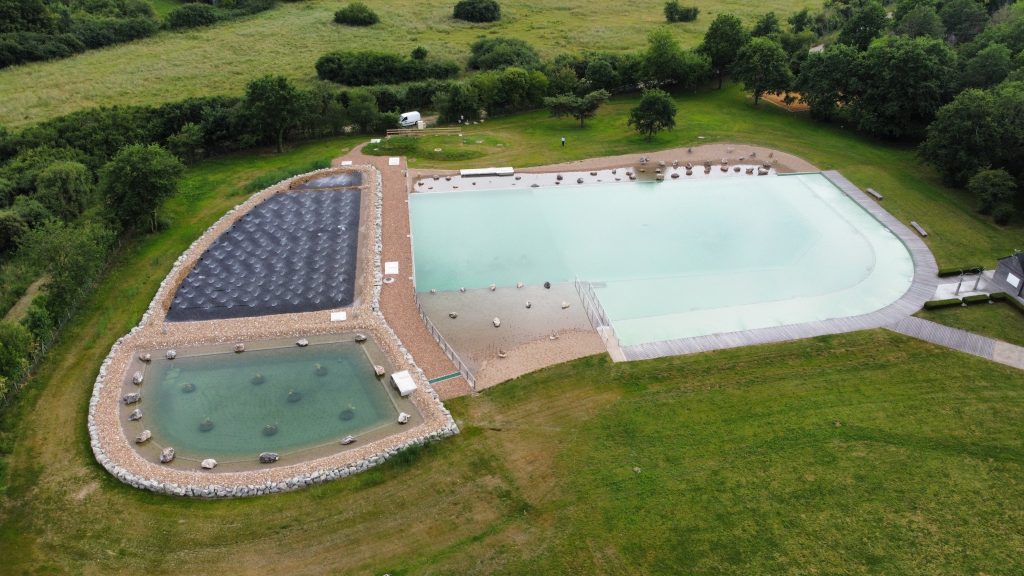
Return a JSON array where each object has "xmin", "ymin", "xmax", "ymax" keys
[
  {"xmin": 409, "ymin": 173, "xmax": 914, "ymax": 346},
  {"xmin": 144, "ymin": 341, "xmax": 397, "ymax": 461}
]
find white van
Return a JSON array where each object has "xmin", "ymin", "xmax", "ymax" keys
[{"xmin": 398, "ymin": 111, "xmax": 421, "ymax": 127}]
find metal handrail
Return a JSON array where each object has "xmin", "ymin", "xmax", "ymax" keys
[
  {"xmin": 414, "ymin": 296, "xmax": 477, "ymax": 392},
  {"xmin": 574, "ymin": 278, "xmax": 611, "ymax": 329}
]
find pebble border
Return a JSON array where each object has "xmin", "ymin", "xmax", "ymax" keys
[{"xmin": 87, "ymin": 166, "xmax": 459, "ymax": 498}]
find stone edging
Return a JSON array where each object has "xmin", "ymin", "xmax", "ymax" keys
[{"xmin": 87, "ymin": 166, "xmax": 458, "ymax": 498}]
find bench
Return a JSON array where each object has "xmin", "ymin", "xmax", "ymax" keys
[
  {"xmin": 866, "ymin": 187, "xmax": 883, "ymax": 200},
  {"xmin": 910, "ymin": 221, "xmax": 928, "ymax": 237},
  {"xmin": 460, "ymin": 167, "xmax": 514, "ymax": 177}
]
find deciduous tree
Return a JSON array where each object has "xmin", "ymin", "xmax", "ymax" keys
[
  {"xmin": 700, "ymin": 14, "xmax": 749, "ymax": 89},
  {"xmin": 733, "ymin": 38, "xmax": 793, "ymax": 105},
  {"xmin": 543, "ymin": 89, "xmax": 610, "ymax": 127},
  {"xmin": 244, "ymin": 75, "xmax": 301, "ymax": 153},
  {"xmin": 33, "ymin": 160, "xmax": 93, "ymax": 221},
  {"xmin": 838, "ymin": 0, "xmax": 887, "ymax": 50},
  {"xmin": 627, "ymin": 89, "xmax": 677, "ymax": 139},
  {"xmin": 100, "ymin": 143, "xmax": 183, "ymax": 232}
]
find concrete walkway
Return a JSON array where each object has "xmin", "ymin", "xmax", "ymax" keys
[{"xmin": 888, "ymin": 316, "xmax": 1024, "ymax": 370}]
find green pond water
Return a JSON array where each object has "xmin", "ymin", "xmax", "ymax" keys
[
  {"xmin": 145, "ymin": 342, "xmax": 396, "ymax": 461},
  {"xmin": 409, "ymin": 173, "xmax": 915, "ymax": 345}
]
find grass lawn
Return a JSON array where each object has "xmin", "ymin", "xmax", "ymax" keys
[
  {"xmin": 0, "ymin": 0, "xmax": 815, "ymax": 128},
  {"xmin": 1, "ymin": 322, "xmax": 1022, "ymax": 574},
  {"xmin": 917, "ymin": 302, "xmax": 1024, "ymax": 347}
]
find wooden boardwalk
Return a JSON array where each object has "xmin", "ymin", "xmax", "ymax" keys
[{"xmin": 620, "ymin": 170, "xmax": 941, "ymax": 361}]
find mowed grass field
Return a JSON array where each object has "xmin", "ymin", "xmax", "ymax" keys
[{"xmin": 0, "ymin": 0, "xmax": 814, "ymax": 128}]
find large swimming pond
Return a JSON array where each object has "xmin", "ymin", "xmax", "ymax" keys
[{"xmin": 409, "ymin": 173, "xmax": 914, "ymax": 346}]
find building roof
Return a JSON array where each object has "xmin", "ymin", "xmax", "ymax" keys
[{"xmin": 999, "ymin": 252, "xmax": 1024, "ymax": 276}]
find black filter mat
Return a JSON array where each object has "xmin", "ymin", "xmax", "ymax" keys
[
  {"xmin": 291, "ymin": 172, "xmax": 363, "ymax": 190},
  {"xmin": 166, "ymin": 190, "xmax": 361, "ymax": 322}
]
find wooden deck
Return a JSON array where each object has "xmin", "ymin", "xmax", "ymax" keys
[{"xmin": 619, "ymin": 170, "xmax": 941, "ymax": 361}]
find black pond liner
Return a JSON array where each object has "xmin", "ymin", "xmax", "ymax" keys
[
  {"xmin": 166, "ymin": 189, "xmax": 361, "ymax": 322},
  {"xmin": 290, "ymin": 172, "xmax": 363, "ymax": 190}
]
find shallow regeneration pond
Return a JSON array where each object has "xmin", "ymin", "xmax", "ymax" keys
[
  {"xmin": 409, "ymin": 173, "xmax": 915, "ymax": 346},
  {"xmin": 123, "ymin": 335, "xmax": 419, "ymax": 470}
]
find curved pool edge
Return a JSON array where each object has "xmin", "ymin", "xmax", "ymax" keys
[
  {"xmin": 618, "ymin": 170, "xmax": 940, "ymax": 360},
  {"xmin": 88, "ymin": 165, "xmax": 459, "ymax": 498}
]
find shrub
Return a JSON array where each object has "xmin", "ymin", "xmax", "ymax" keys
[
  {"xmin": 0, "ymin": 209, "xmax": 27, "ymax": 254},
  {"xmin": 403, "ymin": 79, "xmax": 454, "ymax": 109},
  {"xmin": 968, "ymin": 168, "xmax": 1018, "ymax": 215},
  {"xmin": 166, "ymin": 3, "xmax": 219, "ymax": 29},
  {"xmin": 0, "ymin": 31, "xmax": 85, "ymax": 68},
  {"xmin": 962, "ymin": 294, "xmax": 992, "ymax": 305},
  {"xmin": 664, "ymin": 1, "xmax": 698, "ymax": 23},
  {"xmin": 453, "ymin": 0, "xmax": 500, "ymax": 23},
  {"xmin": 467, "ymin": 37, "xmax": 539, "ymax": 70},
  {"xmin": 69, "ymin": 15, "xmax": 158, "ymax": 49},
  {"xmin": 937, "ymin": 265, "xmax": 984, "ymax": 277},
  {"xmin": 923, "ymin": 298, "xmax": 963, "ymax": 309},
  {"xmin": 334, "ymin": 2, "xmax": 378, "ymax": 26},
  {"xmin": 992, "ymin": 204, "xmax": 1015, "ymax": 225},
  {"xmin": 0, "ymin": 320, "xmax": 31, "ymax": 382},
  {"xmin": 315, "ymin": 50, "xmax": 459, "ymax": 85}
]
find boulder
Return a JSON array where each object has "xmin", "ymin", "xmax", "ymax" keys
[
  {"xmin": 234, "ymin": 343, "xmax": 245, "ymax": 353},
  {"xmin": 132, "ymin": 371, "xmax": 144, "ymax": 385},
  {"xmin": 492, "ymin": 317, "xmax": 501, "ymax": 328},
  {"xmin": 287, "ymin": 390, "xmax": 303, "ymax": 403},
  {"xmin": 138, "ymin": 353, "xmax": 152, "ymax": 363},
  {"xmin": 340, "ymin": 435, "xmax": 356, "ymax": 445},
  {"xmin": 314, "ymin": 363, "xmax": 328, "ymax": 376},
  {"xmin": 397, "ymin": 412, "xmax": 411, "ymax": 425},
  {"xmin": 489, "ymin": 283, "xmax": 496, "ymax": 291},
  {"xmin": 122, "ymin": 392, "xmax": 141, "ymax": 405},
  {"xmin": 199, "ymin": 418, "xmax": 215, "ymax": 432},
  {"xmin": 354, "ymin": 333, "xmax": 367, "ymax": 343},
  {"xmin": 374, "ymin": 365, "xmax": 386, "ymax": 377},
  {"xmin": 561, "ymin": 301, "xmax": 570, "ymax": 309},
  {"xmin": 128, "ymin": 408, "xmax": 143, "ymax": 421},
  {"xmin": 135, "ymin": 430, "xmax": 152, "ymax": 444},
  {"xmin": 181, "ymin": 382, "xmax": 196, "ymax": 393},
  {"xmin": 525, "ymin": 301, "xmax": 532, "ymax": 309},
  {"xmin": 201, "ymin": 459, "xmax": 218, "ymax": 470},
  {"xmin": 251, "ymin": 373, "xmax": 265, "ymax": 385},
  {"xmin": 165, "ymin": 349, "xmax": 177, "ymax": 360},
  {"xmin": 259, "ymin": 452, "xmax": 279, "ymax": 464},
  {"xmin": 296, "ymin": 338, "xmax": 309, "ymax": 347},
  {"xmin": 160, "ymin": 447, "xmax": 175, "ymax": 464},
  {"xmin": 262, "ymin": 424, "xmax": 278, "ymax": 437}
]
